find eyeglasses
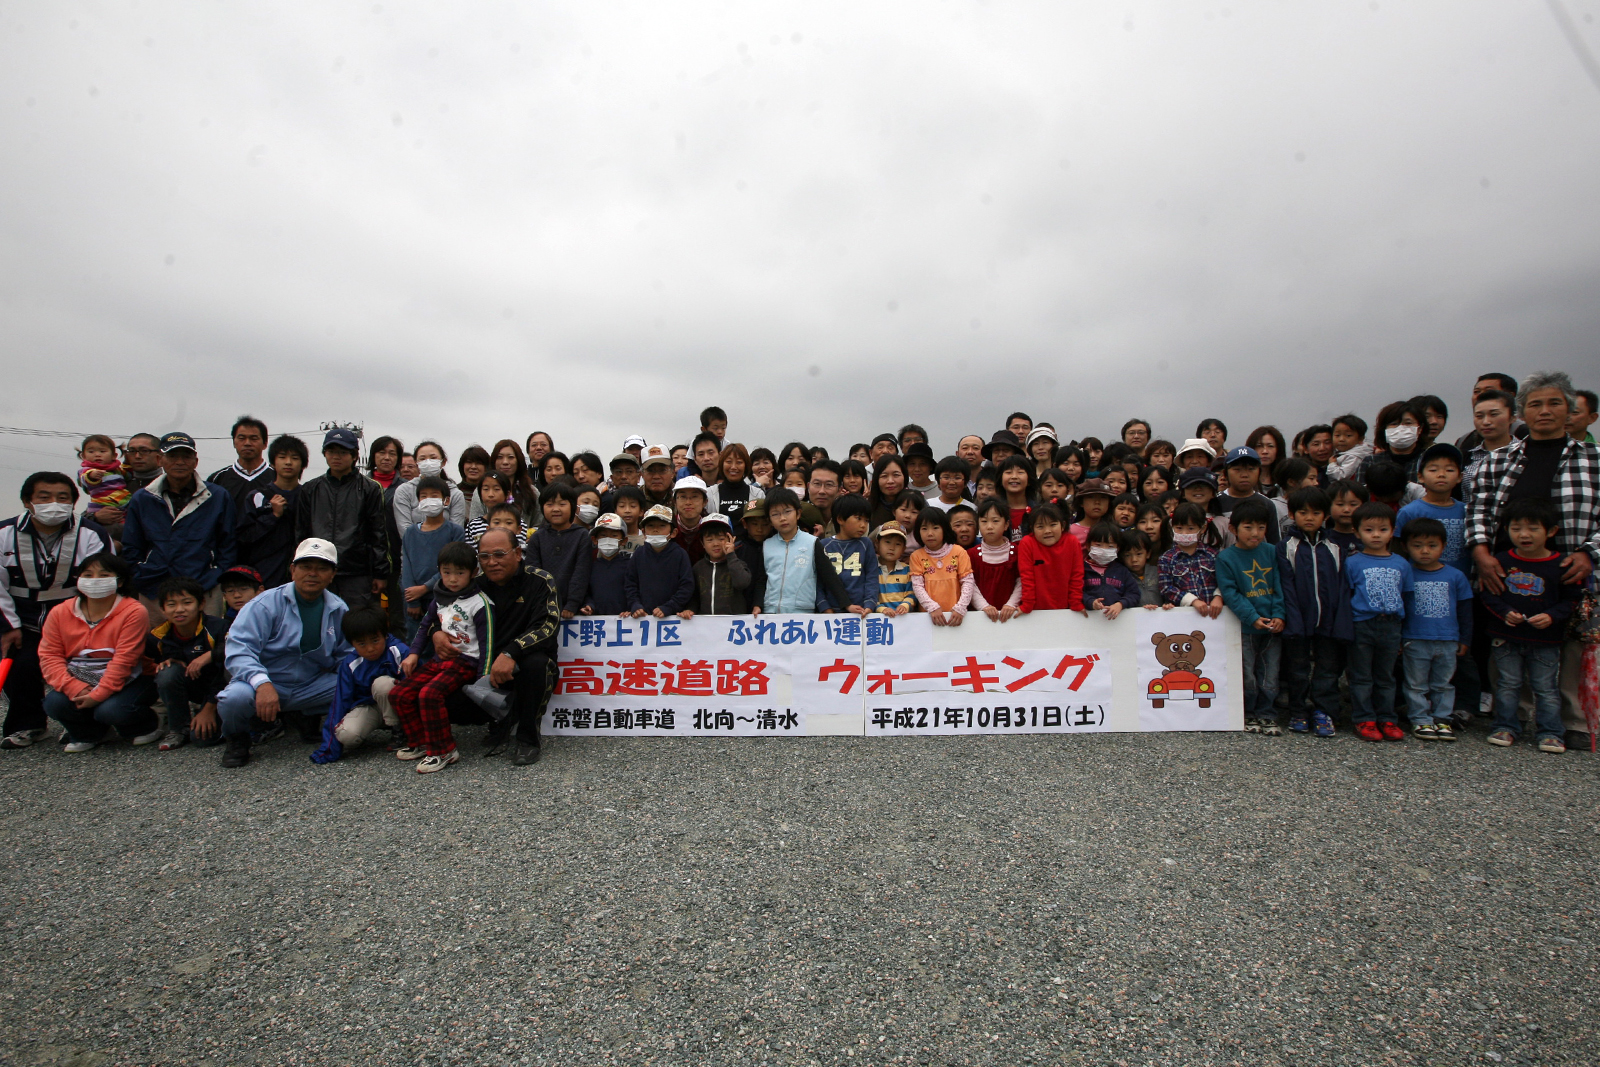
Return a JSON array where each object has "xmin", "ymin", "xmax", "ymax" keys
[
  {"xmin": 124, "ymin": 447, "xmax": 156, "ymax": 456},
  {"xmin": 477, "ymin": 550, "xmax": 513, "ymax": 562}
]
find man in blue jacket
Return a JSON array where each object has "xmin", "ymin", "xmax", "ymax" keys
[
  {"xmin": 216, "ymin": 538, "xmax": 351, "ymax": 768},
  {"xmin": 121, "ymin": 432, "xmax": 237, "ymax": 621}
]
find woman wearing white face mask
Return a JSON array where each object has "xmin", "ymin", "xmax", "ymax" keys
[
  {"xmin": 391, "ymin": 440, "xmax": 468, "ymax": 533},
  {"xmin": 39, "ymin": 552, "xmax": 161, "ymax": 752},
  {"xmin": 1359, "ymin": 400, "xmax": 1432, "ymax": 485},
  {"xmin": 0, "ymin": 472, "xmax": 111, "ymax": 750}
]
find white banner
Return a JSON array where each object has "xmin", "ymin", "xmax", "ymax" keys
[{"xmin": 544, "ymin": 608, "xmax": 1242, "ymax": 736}]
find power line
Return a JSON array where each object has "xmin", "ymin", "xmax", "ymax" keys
[{"xmin": 0, "ymin": 426, "xmax": 323, "ymax": 442}]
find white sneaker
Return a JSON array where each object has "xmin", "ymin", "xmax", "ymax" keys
[
  {"xmin": 1, "ymin": 727, "xmax": 49, "ymax": 750},
  {"xmin": 415, "ymin": 749, "xmax": 460, "ymax": 774},
  {"xmin": 63, "ymin": 739, "xmax": 98, "ymax": 753},
  {"xmin": 1479, "ymin": 693, "xmax": 1493, "ymax": 714},
  {"xmin": 395, "ymin": 745, "xmax": 426, "ymax": 761},
  {"xmin": 131, "ymin": 725, "xmax": 164, "ymax": 746}
]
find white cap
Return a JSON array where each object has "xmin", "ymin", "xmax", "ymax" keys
[
  {"xmin": 640, "ymin": 444, "xmax": 673, "ymax": 468},
  {"xmin": 590, "ymin": 513, "xmax": 626, "ymax": 535},
  {"xmin": 623, "ymin": 435, "xmax": 647, "ymax": 450},
  {"xmin": 292, "ymin": 537, "xmax": 338, "ymax": 565},
  {"xmin": 1176, "ymin": 438, "xmax": 1216, "ymax": 459},
  {"xmin": 674, "ymin": 475, "xmax": 709, "ymax": 495},
  {"xmin": 1025, "ymin": 426, "xmax": 1058, "ymax": 446},
  {"xmin": 699, "ymin": 512, "xmax": 732, "ymax": 531}
]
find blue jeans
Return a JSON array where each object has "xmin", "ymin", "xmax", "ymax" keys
[
  {"xmin": 1402, "ymin": 639, "xmax": 1458, "ymax": 726},
  {"xmin": 1349, "ymin": 615, "xmax": 1402, "ymax": 724},
  {"xmin": 1282, "ymin": 635, "xmax": 1348, "ymax": 719},
  {"xmin": 45, "ymin": 676, "xmax": 158, "ymax": 743},
  {"xmin": 216, "ymin": 672, "xmax": 339, "ymax": 740},
  {"xmin": 1239, "ymin": 630, "xmax": 1282, "ymax": 720},
  {"xmin": 1490, "ymin": 640, "xmax": 1563, "ymax": 741}
]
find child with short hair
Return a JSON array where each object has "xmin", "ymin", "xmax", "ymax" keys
[
  {"xmin": 947, "ymin": 504, "xmax": 978, "ymax": 552},
  {"xmin": 874, "ymin": 522, "xmax": 915, "ymax": 615},
  {"xmin": 736, "ymin": 498, "xmax": 771, "ymax": 610},
  {"xmin": 1159, "ymin": 502, "xmax": 1223, "ymax": 618},
  {"xmin": 610, "ymin": 485, "xmax": 647, "ymax": 554},
  {"xmin": 759, "ymin": 489, "xmax": 848, "ymax": 614},
  {"xmin": 972, "ymin": 464, "xmax": 1000, "ymax": 504},
  {"xmin": 76, "ymin": 434, "xmax": 130, "ymax": 515},
  {"xmin": 1215, "ymin": 498, "xmax": 1286, "ymax": 734},
  {"xmin": 1324, "ymin": 479, "xmax": 1367, "ymax": 556},
  {"xmin": 583, "ymin": 514, "xmax": 631, "ymax": 617},
  {"xmin": 1117, "ymin": 529, "xmax": 1164, "ymax": 609},
  {"xmin": 927, "ymin": 457, "xmax": 973, "ymax": 512},
  {"xmin": 970, "ymin": 499, "xmax": 1021, "ymax": 622},
  {"xmin": 392, "ymin": 543, "xmax": 489, "ymax": 774},
  {"xmin": 1480, "ymin": 498, "xmax": 1583, "ymax": 753},
  {"xmin": 575, "ymin": 486, "xmax": 602, "ymax": 530},
  {"xmin": 1038, "ymin": 468, "xmax": 1073, "ymax": 507},
  {"xmin": 1345, "ymin": 501, "xmax": 1412, "ymax": 742},
  {"xmin": 627, "ymin": 505, "xmax": 696, "ymax": 618},
  {"xmin": 525, "ymin": 482, "xmax": 593, "ymax": 619},
  {"xmin": 1327, "ymin": 413, "xmax": 1372, "ymax": 481},
  {"xmin": 909, "ymin": 508, "xmax": 974, "ymax": 626},
  {"xmin": 685, "ymin": 514, "xmax": 752, "ymax": 616},
  {"xmin": 400, "ymin": 476, "xmax": 467, "ymax": 636},
  {"xmin": 239, "ymin": 435, "xmax": 306, "ymax": 588},
  {"xmin": 1393, "ymin": 444, "xmax": 1466, "ymax": 572},
  {"xmin": 1110, "ymin": 493, "xmax": 1139, "ymax": 530},
  {"xmin": 1017, "ymin": 503, "xmax": 1085, "ymax": 613},
  {"xmin": 150, "ymin": 576, "xmax": 227, "ymax": 750},
  {"xmin": 819, "ymin": 495, "xmax": 880, "ymax": 615},
  {"xmin": 1400, "ymin": 517, "xmax": 1474, "ymax": 741},
  {"xmin": 1277, "ymin": 486, "xmax": 1351, "ymax": 737},
  {"xmin": 312, "ymin": 606, "xmax": 408, "ymax": 763},
  {"xmin": 1070, "ymin": 479, "xmax": 1113, "ymax": 547},
  {"xmin": 217, "ymin": 565, "xmax": 264, "ymax": 626}
]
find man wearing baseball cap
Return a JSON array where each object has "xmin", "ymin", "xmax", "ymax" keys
[
  {"xmin": 294, "ymin": 428, "xmax": 390, "ymax": 611},
  {"xmin": 216, "ymin": 538, "xmax": 351, "ymax": 768},
  {"xmin": 121, "ymin": 431, "xmax": 238, "ymax": 621},
  {"xmin": 639, "ymin": 445, "xmax": 677, "ymax": 511}
]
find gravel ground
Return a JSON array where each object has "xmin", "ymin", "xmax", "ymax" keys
[{"xmin": 1, "ymin": 721, "xmax": 1597, "ymax": 1067}]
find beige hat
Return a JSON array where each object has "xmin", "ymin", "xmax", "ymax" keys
[
  {"xmin": 642, "ymin": 504, "xmax": 675, "ymax": 525},
  {"xmin": 1175, "ymin": 438, "xmax": 1216, "ymax": 460},
  {"xmin": 292, "ymin": 537, "xmax": 338, "ymax": 565}
]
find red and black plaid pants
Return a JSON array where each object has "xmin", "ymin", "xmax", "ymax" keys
[{"xmin": 389, "ymin": 656, "xmax": 478, "ymax": 756}]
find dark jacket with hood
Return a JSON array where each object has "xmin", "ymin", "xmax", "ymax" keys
[{"xmin": 524, "ymin": 523, "xmax": 593, "ymax": 615}]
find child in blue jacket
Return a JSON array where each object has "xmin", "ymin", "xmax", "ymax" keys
[
  {"xmin": 819, "ymin": 495, "xmax": 880, "ymax": 614},
  {"xmin": 1082, "ymin": 522, "xmax": 1141, "ymax": 618},
  {"xmin": 312, "ymin": 606, "xmax": 408, "ymax": 763},
  {"xmin": 1276, "ymin": 487, "xmax": 1353, "ymax": 737}
]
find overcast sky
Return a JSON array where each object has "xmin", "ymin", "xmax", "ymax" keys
[{"xmin": 3, "ymin": 1, "xmax": 1599, "ymax": 499}]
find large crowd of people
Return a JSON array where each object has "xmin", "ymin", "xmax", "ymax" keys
[{"xmin": 1, "ymin": 369, "xmax": 1595, "ymax": 774}]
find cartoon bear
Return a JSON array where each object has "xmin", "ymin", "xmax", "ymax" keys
[{"xmin": 1151, "ymin": 631, "xmax": 1207, "ymax": 674}]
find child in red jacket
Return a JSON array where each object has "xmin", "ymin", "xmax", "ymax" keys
[{"xmin": 1017, "ymin": 503, "xmax": 1086, "ymax": 613}]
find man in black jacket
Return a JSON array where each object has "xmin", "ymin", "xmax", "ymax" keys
[
  {"xmin": 295, "ymin": 428, "xmax": 389, "ymax": 610},
  {"xmin": 443, "ymin": 527, "xmax": 561, "ymax": 765},
  {"xmin": 207, "ymin": 415, "xmax": 275, "ymax": 514}
]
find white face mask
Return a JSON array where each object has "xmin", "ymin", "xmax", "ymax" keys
[
  {"xmin": 596, "ymin": 539, "xmax": 620, "ymax": 558},
  {"xmin": 1172, "ymin": 530, "xmax": 1200, "ymax": 547},
  {"xmin": 577, "ymin": 504, "xmax": 599, "ymax": 525},
  {"xmin": 416, "ymin": 459, "xmax": 444, "ymax": 478},
  {"xmin": 31, "ymin": 502, "xmax": 74, "ymax": 526},
  {"xmin": 645, "ymin": 534, "xmax": 670, "ymax": 548},
  {"xmin": 1385, "ymin": 425, "xmax": 1419, "ymax": 451},
  {"xmin": 1088, "ymin": 545, "xmax": 1119, "ymax": 565},
  {"xmin": 77, "ymin": 576, "xmax": 119, "ymax": 599},
  {"xmin": 416, "ymin": 498, "xmax": 445, "ymax": 518}
]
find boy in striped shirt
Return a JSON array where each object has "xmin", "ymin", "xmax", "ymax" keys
[{"xmin": 874, "ymin": 521, "xmax": 915, "ymax": 615}]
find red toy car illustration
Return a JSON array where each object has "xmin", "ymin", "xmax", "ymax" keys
[{"xmin": 1146, "ymin": 669, "xmax": 1214, "ymax": 708}]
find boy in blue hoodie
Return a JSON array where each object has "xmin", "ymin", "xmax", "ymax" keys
[
  {"xmin": 819, "ymin": 495, "xmax": 880, "ymax": 614},
  {"xmin": 1277, "ymin": 487, "xmax": 1352, "ymax": 737},
  {"xmin": 1215, "ymin": 498, "xmax": 1285, "ymax": 734},
  {"xmin": 625, "ymin": 505, "xmax": 695, "ymax": 618},
  {"xmin": 312, "ymin": 606, "xmax": 408, "ymax": 763}
]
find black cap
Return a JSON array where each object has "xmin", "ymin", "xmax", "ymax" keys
[
  {"xmin": 982, "ymin": 430, "xmax": 1022, "ymax": 460},
  {"xmin": 158, "ymin": 431, "xmax": 197, "ymax": 454}
]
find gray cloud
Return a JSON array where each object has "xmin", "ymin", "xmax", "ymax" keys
[{"xmin": 3, "ymin": 2, "xmax": 1599, "ymax": 495}]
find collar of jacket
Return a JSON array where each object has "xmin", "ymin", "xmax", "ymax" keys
[{"xmin": 144, "ymin": 473, "xmax": 213, "ymax": 522}]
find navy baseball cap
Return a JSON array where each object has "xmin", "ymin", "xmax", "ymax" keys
[
  {"xmin": 158, "ymin": 431, "xmax": 197, "ymax": 454},
  {"xmin": 322, "ymin": 427, "xmax": 360, "ymax": 452},
  {"xmin": 1223, "ymin": 446, "xmax": 1261, "ymax": 466},
  {"xmin": 1179, "ymin": 466, "xmax": 1218, "ymax": 489}
]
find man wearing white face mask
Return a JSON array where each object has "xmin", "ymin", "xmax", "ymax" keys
[
  {"xmin": 0, "ymin": 472, "xmax": 110, "ymax": 749},
  {"xmin": 294, "ymin": 428, "xmax": 390, "ymax": 612}
]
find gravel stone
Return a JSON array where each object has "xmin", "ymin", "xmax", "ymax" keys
[{"xmin": 2, "ymin": 723, "xmax": 1597, "ymax": 1065}]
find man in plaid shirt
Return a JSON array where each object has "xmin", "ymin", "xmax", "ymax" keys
[{"xmin": 1465, "ymin": 371, "xmax": 1599, "ymax": 591}]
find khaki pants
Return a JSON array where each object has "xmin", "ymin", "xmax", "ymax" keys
[{"xmin": 332, "ymin": 676, "xmax": 398, "ymax": 747}]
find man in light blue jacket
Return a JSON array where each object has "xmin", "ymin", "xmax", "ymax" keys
[{"xmin": 217, "ymin": 538, "xmax": 351, "ymax": 768}]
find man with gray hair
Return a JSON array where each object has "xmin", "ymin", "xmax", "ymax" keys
[{"xmin": 1464, "ymin": 370, "xmax": 1598, "ymax": 744}]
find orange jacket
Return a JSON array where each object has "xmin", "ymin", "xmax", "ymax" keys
[{"xmin": 38, "ymin": 595, "xmax": 151, "ymax": 703}]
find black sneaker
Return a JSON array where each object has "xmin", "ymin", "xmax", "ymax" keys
[
  {"xmin": 252, "ymin": 720, "xmax": 285, "ymax": 745},
  {"xmin": 482, "ymin": 721, "xmax": 511, "ymax": 757},
  {"xmin": 221, "ymin": 737, "xmax": 251, "ymax": 768},
  {"xmin": 512, "ymin": 739, "xmax": 541, "ymax": 766}
]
